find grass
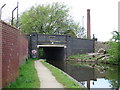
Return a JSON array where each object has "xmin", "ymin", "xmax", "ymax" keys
[
  {"xmin": 98, "ymin": 58, "xmax": 119, "ymax": 65},
  {"xmin": 41, "ymin": 61, "xmax": 81, "ymax": 88},
  {"xmin": 5, "ymin": 58, "xmax": 40, "ymax": 88},
  {"xmin": 68, "ymin": 54, "xmax": 95, "ymax": 60},
  {"xmin": 67, "ymin": 61, "xmax": 96, "ymax": 67},
  {"xmin": 69, "ymin": 53, "xmax": 120, "ymax": 65}
]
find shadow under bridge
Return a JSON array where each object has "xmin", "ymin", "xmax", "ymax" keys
[{"xmin": 37, "ymin": 45, "xmax": 66, "ymax": 67}]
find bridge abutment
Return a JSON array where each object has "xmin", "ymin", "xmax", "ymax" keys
[{"xmin": 27, "ymin": 33, "xmax": 95, "ymax": 59}]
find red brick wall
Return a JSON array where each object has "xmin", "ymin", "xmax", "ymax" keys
[
  {"xmin": 19, "ymin": 34, "xmax": 28, "ymax": 65},
  {"xmin": 0, "ymin": 21, "xmax": 2, "ymax": 89},
  {"xmin": 0, "ymin": 21, "xmax": 28, "ymax": 87}
]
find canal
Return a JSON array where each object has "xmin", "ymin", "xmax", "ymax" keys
[{"xmin": 47, "ymin": 59, "xmax": 120, "ymax": 89}]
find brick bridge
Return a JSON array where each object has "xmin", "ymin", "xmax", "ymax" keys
[{"xmin": 27, "ymin": 33, "xmax": 95, "ymax": 60}]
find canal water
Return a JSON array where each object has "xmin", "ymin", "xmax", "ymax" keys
[{"xmin": 47, "ymin": 60, "xmax": 120, "ymax": 89}]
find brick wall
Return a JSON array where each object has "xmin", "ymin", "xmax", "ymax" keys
[
  {"xmin": 19, "ymin": 34, "xmax": 28, "ymax": 65},
  {"xmin": 0, "ymin": 21, "xmax": 2, "ymax": 89},
  {"xmin": 0, "ymin": 21, "xmax": 28, "ymax": 88}
]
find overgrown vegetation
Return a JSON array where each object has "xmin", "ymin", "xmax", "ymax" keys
[
  {"xmin": 5, "ymin": 58, "xmax": 40, "ymax": 88},
  {"xmin": 41, "ymin": 61, "xmax": 81, "ymax": 88},
  {"xmin": 107, "ymin": 31, "xmax": 120, "ymax": 64},
  {"xmin": 68, "ymin": 54, "xmax": 95, "ymax": 60},
  {"xmin": 38, "ymin": 48, "xmax": 44, "ymax": 58},
  {"xmin": 68, "ymin": 31, "xmax": 120, "ymax": 65}
]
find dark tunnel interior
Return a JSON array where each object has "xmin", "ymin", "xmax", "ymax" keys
[{"xmin": 38, "ymin": 47, "xmax": 65, "ymax": 69}]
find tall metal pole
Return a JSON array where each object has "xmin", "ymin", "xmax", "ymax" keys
[
  {"xmin": 81, "ymin": 16, "xmax": 84, "ymax": 38},
  {"xmin": 82, "ymin": 16, "xmax": 84, "ymax": 30},
  {"xmin": 11, "ymin": 6, "xmax": 17, "ymax": 25},
  {"xmin": 0, "ymin": 4, "xmax": 6, "ymax": 20},
  {"xmin": 16, "ymin": 2, "xmax": 19, "ymax": 28}
]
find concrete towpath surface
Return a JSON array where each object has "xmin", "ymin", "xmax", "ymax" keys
[{"xmin": 34, "ymin": 60, "xmax": 64, "ymax": 88}]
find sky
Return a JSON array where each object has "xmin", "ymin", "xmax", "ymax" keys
[
  {"xmin": 0, "ymin": 0, "xmax": 119, "ymax": 41},
  {"xmin": 84, "ymin": 79, "xmax": 112, "ymax": 88}
]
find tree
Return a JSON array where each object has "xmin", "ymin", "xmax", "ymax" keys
[
  {"xmin": 108, "ymin": 31, "xmax": 120, "ymax": 64},
  {"xmin": 19, "ymin": 2, "xmax": 82, "ymax": 38},
  {"xmin": 111, "ymin": 31, "xmax": 120, "ymax": 42}
]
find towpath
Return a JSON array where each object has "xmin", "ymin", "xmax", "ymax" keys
[{"xmin": 34, "ymin": 60, "xmax": 64, "ymax": 88}]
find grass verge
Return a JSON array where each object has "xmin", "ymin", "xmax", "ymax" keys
[
  {"xmin": 41, "ymin": 61, "xmax": 81, "ymax": 88},
  {"xmin": 5, "ymin": 58, "xmax": 40, "ymax": 88},
  {"xmin": 68, "ymin": 54, "xmax": 95, "ymax": 60}
]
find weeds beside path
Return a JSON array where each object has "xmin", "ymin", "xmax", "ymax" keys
[
  {"xmin": 41, "ymin": 61, "xmax": 81, "ymax": 88},
  {"xmin": 34, "ymin": 60, "xmax": 64, "ymax": 88},
  {"xmin": 5, "ymin": 59, "xmax": 40, "ymax": 88}
]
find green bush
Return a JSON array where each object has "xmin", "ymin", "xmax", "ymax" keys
[
  {"xmin": 107, "ymin": 31, "xmax": 120, "ymax": 64},
  {"xmin": 108, "ymin": 41, "xmax": 120, "ymax": 64},
  {"xmin": 38, "ymin": 48, "xmax": 44, "ymax": 58}
]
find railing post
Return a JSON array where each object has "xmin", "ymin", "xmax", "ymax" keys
[{"xmin": 0, "ymin": 4, "xmax": 6, "ymax": 20}]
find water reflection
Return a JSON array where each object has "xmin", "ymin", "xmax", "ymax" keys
[
  {"xmin": 64, "ymin": 61, "xmax": 120, "ymax": 89},
  {"xmin": 48, "ymin": 60, "xmax": 120, "ymax": 89}
]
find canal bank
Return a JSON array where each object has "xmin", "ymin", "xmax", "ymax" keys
[
  {"xmin": 44, "ymin": 53, "xmax": 120, "ymax": 89},
  {"xmin": 49, "ymin": 59, "xmax": 120, "ymax": 89},
  {"xmin": 67, "ymin": 53, "xmax": 120, "ymax": 65},
  {"xmin": 34, "ymin": 60, "xmax": 64, "ymax": 88},
  {"xmin": 41, "ymin": 60, "xmax": 84, "ymax": 88},
  {"xmin": 35, "ymin": 59, "xmax": 84, "ymax": 88}
]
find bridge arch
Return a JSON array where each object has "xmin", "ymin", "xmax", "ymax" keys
[
  {"xmin": 37, "ymin": 45, "xmax": 66, "ymax": 69},
  {"xmin": 37, "ymin": 45, "xmax": 66, "ymax": 60},
  {"xmin": 27, "ymin": 33, "xmax": 94, "ymax": 60}
]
